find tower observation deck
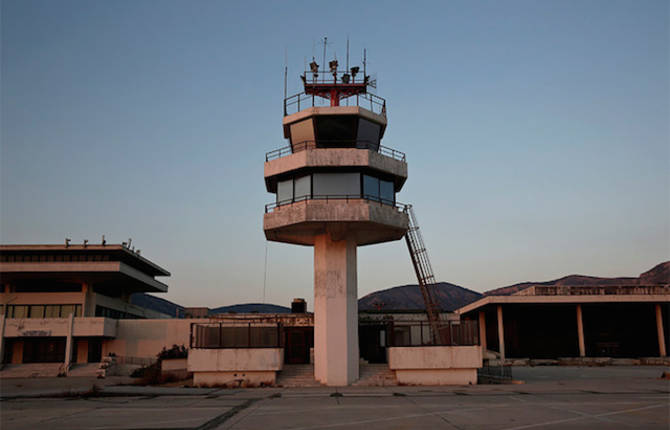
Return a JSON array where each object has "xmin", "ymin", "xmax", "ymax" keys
[{"xmin": 263, "ymin": 54, "xmax": 410, "ymax": 385}]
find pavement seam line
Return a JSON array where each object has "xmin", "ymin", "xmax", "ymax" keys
[
  {"xmin": 500, "ymin": 403, "xmax": 667, "ymax": 430},
  {"xmin": 195, "ymin": 397, "xmax": 261, "ymax": 430}
]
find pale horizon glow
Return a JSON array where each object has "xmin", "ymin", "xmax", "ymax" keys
[{"xmin": 1, "ymin": 0, "xmax": 668, "ymax": 309}]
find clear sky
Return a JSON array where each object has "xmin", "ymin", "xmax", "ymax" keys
[{"xmin": 2, "ymin": 0, "xmax": 668, "ymax": 309}]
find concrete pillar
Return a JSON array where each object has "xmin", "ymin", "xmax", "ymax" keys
[
  {"xmin": 82, "ymin": 283, "xmax": 95, "ymax": 317},
  {"xmin": 63, "ymin": 312, "xmax": 75, "ymax": 374},
  {"xmin": 313, "ymin": 232, "xmax": 358, "ymax": 386},
  {"xmin": 0, "ymin": 315, "xmax": 5, "ymax": 366},
  {"xmin": 497, "ymin": 305, "xmax": 505, "ymax": 362},
  {"xmin": 478, "ymin": 311, "xmax": 487, "ymax": 353},
  {"xmin": 656, "ymin": 304, "xmax": 666, "ymax": 357},
  {"xmin": 576, "ymin": 304, "xmax": 585, "ymax": 357}
]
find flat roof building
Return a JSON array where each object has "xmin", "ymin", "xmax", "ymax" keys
[
  {"xmin": 0, "ymin": 243, "xmax": 171, "ymax": 369},
  {"xmin": 458, "ymin": 283, "xmax": 670, "ymax": 362}
]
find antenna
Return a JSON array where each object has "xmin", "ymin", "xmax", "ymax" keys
[
  {"xmin": 346, "ymin": 36, "xmax": 350, "ymax": 71},
  {"xmin": 322, "ymin": 36, "xmax": 327, "ymax": 76},
  {"xmin": 284, "ymin": 48, "xmax": 288, "ymax": 100},
  {"xmin": 363, "ymin": 48, "xmax": 367, "ymax": 82}
]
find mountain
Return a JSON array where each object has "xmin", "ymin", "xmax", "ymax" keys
[
  {"xmin": 485, "ymin": 261, "xmax": 670, "ymax": 296},
  {"xmin": 130, "ymin": 293, "xmax": 185, "ymax": 317},
  {"xmin": 209, "ymin": 303, "xmax": 291, "ymax": 314},
  {"xmin": 131, "ymin": 261, "xmax": 669, "ymax": 316},
  {"xmin": 358, "ymin": 282, "xmax": 482, "ymax": 312},
  {"xmin": 639, "ymin": 261, "xmax": 670, "ymax": 285}
]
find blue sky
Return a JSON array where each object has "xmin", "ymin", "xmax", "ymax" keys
[{"xmin": 2, "ymin": 0, "xmax": 668, "ymax": 308}]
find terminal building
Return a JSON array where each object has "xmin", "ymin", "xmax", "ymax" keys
[{"xmin": 0, "ymin": 243, "xmax": 171, "ymax": 369}]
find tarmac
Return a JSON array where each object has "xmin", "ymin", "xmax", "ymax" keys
[{"xmin": 1, "ymin": 366, "xmax": 669, "ymax": 429}]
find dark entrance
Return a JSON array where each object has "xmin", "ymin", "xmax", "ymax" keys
[
  {"xmin": 284, "ymin": 327, "xmax": 313, "ymax": 364},
  {"xmin": 88, "ymin": 339, "xmax": 103, "ymax": 363},
  {"xmin": 359, "ymin": 323, "xmax": 389, "ymax": 363},
  {"xmin": 3, "ymin": 339, "xmax": 15, "ymax": 364},
  {"xmin": 22, "ymin": 337, "xmax": 66, "ymax": 363}
]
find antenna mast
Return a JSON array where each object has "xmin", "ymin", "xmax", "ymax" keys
[{"xmin": 322, "ymin": 37, "xmax": 327, "ymax": 75}]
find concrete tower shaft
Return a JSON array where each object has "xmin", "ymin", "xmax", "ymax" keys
[{"xmin": 264, "ymin": 60, "xmax": 408, "ymax": 385}]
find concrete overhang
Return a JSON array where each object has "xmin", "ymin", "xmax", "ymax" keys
[
  {"xmin": 2, "ymin": 317, "xmax": 117, "ymax": 338},
  {"xmin": 0, "ymin": 261, "xmax": 168, "ymax": 293},
  {"xmin": 456, "ymin": 294, "xmax": 670, "ymax": 316},
  {"xmin": 263, "ymin": 199, "xmax": 408, "ymax": 246},
  {"xmin": 264, "ymin": 148, "xmax": 407, "ymax": 192},
  {"xmin": 0, "ymin": 244, "xmax": 170, "ymax": 277},
  {"xmin": 282, "ymin": 106, "xmax": 387, "ymax": 139}
]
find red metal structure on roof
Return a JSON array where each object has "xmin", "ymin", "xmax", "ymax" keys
[{"xmin": 301, "ymin": 60, "xmax": 370, "ymax": 107}]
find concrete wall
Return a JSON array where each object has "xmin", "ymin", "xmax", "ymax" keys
[
  {"xmin": 394, "ymin": 369, "xmax": 477, "ymax": 385},
  {"xmin": 388, "ymin": 346, "xmax": 482, "ymax": 386},
  {"xmin": 192, "ymin": 371, "xmax": 277, "ymax": 387},
  {"xmin": 3, "ymin": 317, "xmax": 116, "ymax": 338},
  {"xmin": 188, "ymin": 348, "xmax": 283, "ymax": 372},
  {"xmin": 188, "ymin": 348, "xmax": 283, "ymax": 387},
  {"xmin": 102, "ymin": 316, "xmax": 312, "ymax": 361},
  {"xmin": 161, "ymin": 358, "xmax": 189, "ymax": 380},
  {"xmin": 102, "ymin": 319, "xmax": 196, "ymax": 359}
]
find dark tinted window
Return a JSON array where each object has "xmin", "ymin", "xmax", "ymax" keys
[
  {"xmin": 356, "ymin": 119, "xmax": 381, "ymax": 150},
  {"xmin": 380, "ymin": 180, "xmax": 394, "ymax": 204},
  {"xmin": 314, "ymin": 116, "xmax": 357, "ymax": 147},
  {"xmin": 363, "ymin": 175, "xmax": 380, "ymax": 201}
]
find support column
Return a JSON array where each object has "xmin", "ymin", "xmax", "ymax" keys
[
  {"xmin": 63, "ymin": 312, "xmax": 75, "ymax": 375},
  {"xmin": 656, "ymin": 304, "xmax": 666, "ymax": 357},
  {"xmin": 478, "ymin": 311, "xmax": 487, "ymax": 354},
  {"xmin": 497, "ymin": 305, "xmax": 505, "ymax": 362},
  {"xmin": 0, "ymin": 315, "xmax": 5, "ymax": 366},
  {"xmin": 314, "ymin": 233, "xmax": 358, "ymax": 386},
  {"xmin": 576, "ymin": 304, "xmax": 585, "ymax": 357}
]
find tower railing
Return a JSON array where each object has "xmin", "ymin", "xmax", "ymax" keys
[
  {"xmin": 265, "ymin": 195, "xmax": 409, "ymax": 214},
  {"xmin": 284, "ymin": 91, "xmax": 386, "ymax": 116},
  {"xmin": 265, "ymin": 140, "xmax": 406, "ymax": 162}
]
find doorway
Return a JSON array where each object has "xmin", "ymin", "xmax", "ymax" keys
[
  {"xmin": 284, "ymin": 327, "xmax": 313, "ymax": 364},
  {"xmin": 88, "ymin": 339, "xmax": 102, "ymax": 363}
]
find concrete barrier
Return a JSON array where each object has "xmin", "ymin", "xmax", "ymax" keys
[
  {"xmin": 388, "ymin": 346, "xmax": 482, "ymax": 385},
  {"xmin": 188, "ymin": 348, "xmax": 283, "ymax": 387}
]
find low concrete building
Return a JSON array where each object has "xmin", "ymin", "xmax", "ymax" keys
[{"xmin": 457, "ymin": 285, "xmax": 670, "ymax": 363}]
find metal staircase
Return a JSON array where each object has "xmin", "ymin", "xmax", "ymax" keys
[{"xmin": 404, "ymin": 204, "xmax": 443, "ymax": 344}]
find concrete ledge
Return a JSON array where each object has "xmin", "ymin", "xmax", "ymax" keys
[
  {"xmin": 388, "ymin": 346, "xmax": 482, "ymax": 386},
  {"xmin": 3, "ymin": 317, "xmax": 117, "ymax": 338},
  {"xmin": 389, "ymin": 346, "xmax": 482, "ymax": 370},
  {"xmin": 264, "ymin": 199, "xmax": 408, "ymax": 246},
  {"xmin": 264, "ymin": 148, "xmax": 406, "ymax": 191},
  {"xmin": 282, "ymin": 106, "xmax": 387, "ymax": 138},
  {"xmin": 395, "ymin": 369, "xmax": 477, "ymax": 385},
  {"xmin": 161, "ymin": 358, "xmax": 189, "ymax": 380},
  {"xmin": 188, "ymin": 348, "xmax": 283, "ymax": 387},
  {"xmin": 193, "ymin": 371, "xmax": 276, "ymax": 387},
  {"xmin": 188, "ymin": 348, "xmax": 283, "ymax": 373}
]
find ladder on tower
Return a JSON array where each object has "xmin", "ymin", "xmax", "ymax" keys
[{"xmin": 404, "ymin": 205, "xmax": 443, "ymax": 344}]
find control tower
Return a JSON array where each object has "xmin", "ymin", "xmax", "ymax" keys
[{"xmin": 264, "ymin": 54, "xmax": 409, "ymax": 386}]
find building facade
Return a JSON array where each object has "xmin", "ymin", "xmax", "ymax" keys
[{"xmin": 0, "ymin": 243, "xmax": 170, "ymax": 367}]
